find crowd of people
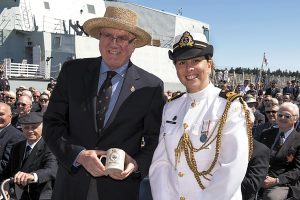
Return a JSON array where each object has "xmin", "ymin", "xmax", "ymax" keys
[{"xmin": 0, "ymin": 5, "xmax": 299, "ymax": 200}]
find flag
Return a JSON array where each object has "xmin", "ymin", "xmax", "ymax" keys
[{"xmin": 263, "ymin": 52, "xmax": 268, "ymax": 66}]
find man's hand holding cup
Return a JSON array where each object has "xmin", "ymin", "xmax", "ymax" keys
[{"xmin": 100, "ymin": 148, "xmax": 138, "ymax": 180}]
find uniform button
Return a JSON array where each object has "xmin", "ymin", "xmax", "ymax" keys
[
  {"xmin": 178, "ymin": 172, "xmax": 184, "ymax": 177},
  {"xmin": 180, "ymin": 196, "xmax": 185, "ymax": 200}
]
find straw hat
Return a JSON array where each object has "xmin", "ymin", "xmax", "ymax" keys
[{"xmin": 83, "ymin": 6, "xmax": 151, "ymax": 48}]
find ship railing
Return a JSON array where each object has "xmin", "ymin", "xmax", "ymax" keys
[{"xmin": 5, "ymin": 63, "xmax": 46, "ymax": 79}]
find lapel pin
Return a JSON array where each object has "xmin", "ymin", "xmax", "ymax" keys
[{"xmin": 130, "ymin": 86, "xmax": 135, "ymax": 92}]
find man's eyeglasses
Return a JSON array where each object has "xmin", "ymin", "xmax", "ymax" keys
[
  {"xmin": 99, "ymin": 32, "xmax": 136, "ymax": 45},
  {"xmin": 277, "ymin": 112, "xmax": 296, "ymax": 119},
  {"xmin": 33, "ymin": 95, "xmax": 40, "ymax": 98},
  {"xmin": 17, "ymin": 102, "xmax": 27, "ymax": 107},
  {"xmin": 266, "ymin": 110, "xmax": 277, "ymax": 114},
  {"xmin": 39, "ymin": 99, "xmax": 49, "ymax": 102}
]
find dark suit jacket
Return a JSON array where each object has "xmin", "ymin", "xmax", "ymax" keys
[
  {"xmin": 0, "ymin": 138, "xmax": 57, "ymax": 200},
  {"xmin": 283, "ymin": 86, "xmax": 294, "ymax": 96},
  {"xmin": 242, "ymin": 139, "xmax": 270, "ymax": 200},
  {"xmin": 265, "ymin": 87, "xmax": 281, "ymax": 97},
  {"xmin": 0, "ymin": 124, "xmax": 25, "ymax": 173},
  {"xmin": 43, "ymin": 57, "xmax": 165, "ymax": 200},
  {"xmin": 260, "ymin": 128, "xmax": 300, "ymax": 199}
]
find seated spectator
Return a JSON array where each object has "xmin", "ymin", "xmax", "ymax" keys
[
  {"xmin": 245, "ymin": 95, "xmax": 265, "ymax": 128},
  {"xmin": 0, "ymin": 112, "xmax": 57, "ymax": 200},
  {"xmin": 11, "ymin": 95, "xmax": 32, "ymax": 131},
  {"xmin": 0, "ymin": 103, "xmax": 24, "ymax": 173},
  {"xmin": 3, "ymin": 91, "xmax": 16, "ymax": 108},
  {"xmin": 275, "ymin": 93, "xmax": 283, "ymax": 105},
  {"xmin": 283, "ymin": 81, "xmax": 294, "ymax": 99},
  {"xmin": 254, "ymin": 104, "xmax": 279, "ymax": 141},
  {"xmin": 257, "ymin": 95, "xmax": 272, "ymax": 115},
  {"xmin": 282, "ymin": 93, "xmax": 292, "ymax": 103},
  {"xmin": 242, "ymin": 139, "xmax": 270, "ymax": 200},
  {"xmin": 265, "ymin": 80, "xmax": 281, "ymax": 97},
  {"xmin": 39, "ymin": 93, "xmax": 50, "ymax": 113},
  {"xmin": 260, "ymin": 102, "xmax": 300, "ymax": 200}
]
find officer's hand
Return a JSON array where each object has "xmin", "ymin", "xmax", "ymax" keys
[
  {"xmin": 13, "ymin": 171, "xmax": 34, "ymax": 186},
  {"xmin": 109, "ymin": 152, "xmax": 138, "ymax": 180},
  {"xmin": 77, "ymin": 150, "xmax": 106, "ymax": 177}
]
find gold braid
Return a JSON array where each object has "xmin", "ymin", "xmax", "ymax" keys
[{"xmin": 174, "ymin": 93, "xmax": 253, "ymax": 190}]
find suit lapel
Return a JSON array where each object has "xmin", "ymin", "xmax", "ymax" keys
[
  {"xmin": 278, "ymin": 130, "xmax": 298, "ymax": 154},
  {"xmin": 17, "ymin": 141, "xmax": 26, "ymax": 169},
  {"xmin": 104, "ymin": 62, "xmax": 140, "ymax": 129},
  {"xmin": 82, "ymin": 57, "xmax": 101, "ymax": 133},
  {"xmin": 21, "ymin": 139, "xmax": 44, "ymax": 170}
]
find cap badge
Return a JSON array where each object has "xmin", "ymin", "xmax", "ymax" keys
[{"xmin": 178, "ymin": 31, "xmax": 194, "ymax": 48}]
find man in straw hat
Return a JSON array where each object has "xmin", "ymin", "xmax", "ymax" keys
[{"xmin": 43, "ymin": 6, "xmax": 165, "ymax": 200}]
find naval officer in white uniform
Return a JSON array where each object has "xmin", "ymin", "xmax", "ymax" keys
[{"xmin": 149, "ymin": 31, "xmax": 253, "ymax": 200}]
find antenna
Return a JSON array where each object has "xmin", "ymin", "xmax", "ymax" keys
[{"xmin": 177, "ymin": 8, "xmax": 182, "ymax": 16}]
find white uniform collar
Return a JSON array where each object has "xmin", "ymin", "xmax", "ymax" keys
[{"xmin": 187, "ymin": 83, "xmax": 214, "ymax": 102}]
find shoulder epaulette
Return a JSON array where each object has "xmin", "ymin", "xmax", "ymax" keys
[
  {"xmin": 219, "ymin": 91, "xmax": 242, "ymax": 102},
  {"xmin": 168, "ymin": 92, "xmax": 186, "ymax": 102}
]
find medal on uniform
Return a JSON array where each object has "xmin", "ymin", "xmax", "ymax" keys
[
  {"xmin": 191, "ymin": 100, "xmax": 196, "ymax": 107},
  {"xmin": 200, "ymin": 120, "xmax": 210, "ymax": 143}
]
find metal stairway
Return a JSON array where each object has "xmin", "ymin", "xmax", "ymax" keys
[{"xmin": 19, "ymin": 0, "xmax": 34, "ymax": 30}]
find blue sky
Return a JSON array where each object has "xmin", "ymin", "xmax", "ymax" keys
[{"xmin": 126, "ymin": 0, "xmax": 300, "ymax": 72}]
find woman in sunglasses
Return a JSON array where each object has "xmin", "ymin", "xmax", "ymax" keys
[{"xmin": 39, "ymin": 93, "xmax": 50, "ymax": 113}]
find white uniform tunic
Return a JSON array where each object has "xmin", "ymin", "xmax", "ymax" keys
[{"xmin": 149, "ymin": 83, "xmax": 249, "ymax": 200}]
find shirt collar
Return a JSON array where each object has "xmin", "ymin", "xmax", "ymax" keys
[
  {"xmin": 26, "ymin": 137, "xmax": 42, "ymax": 149},
  {"xmin": 100, "ymin": 60, "xmax": 128, "ymax": 77},
  {"xmin": 281, "ymin": 127, "xmax": 294, "ymax": 139}
]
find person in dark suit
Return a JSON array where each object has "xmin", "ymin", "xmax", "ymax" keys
[
  {"xmin": 260, "ymin": 102, "xmax": 300, "ymax": 200},
  {"xmin": 283, "ymin": 81, "xmax": 295, "ymax": 99},
  {"xmin": 0, "ymin": 112, "xmax": 57, "ymax": 200},
  {"xmin": 42, "ymin": 6, "xmax": 165, "ymax": 200},
  {"xmin": 0, "ymin": 102, "xmax": 25, "ymax": 173},
  {"xmin": 241, "ymin": 139, "xmax": 270, "ymax": 200},
  {"xmin": 11, "ymin": 95, "xmax": 32, "ymax": 131},
  {"xmin": 265, "ymin": 80, "xmax": 281, "ymax": 98}
]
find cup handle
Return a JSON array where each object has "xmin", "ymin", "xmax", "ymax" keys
[{"xmin": 99, "ymin": 155, "xmax": 107, "ymax": 163}]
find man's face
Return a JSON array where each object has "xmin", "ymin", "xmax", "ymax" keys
[
  {"xmin": 265, "ymin": 106, "xmax": 279, "ymax": 124},
  {"xmin": 17, "ymin": 96, "xmax": 32, "ymax": 115},
  {"xmin": 32, "ymin": 91, "xmax": 41, "ymax": 103},
  {"xmin": 0, "ymin": 105, "xmax": 12, "ymax": 128},
  {"xmin": 21, "ymin": 123, "xmax": 42, "ymax": 144},
  {"xmin": 277, "ymin": 106, "xmax": 298, "ymax": 130},
  {"xmin": 99, "ymin": 28, "xmax": 136, "ymax": 69}
]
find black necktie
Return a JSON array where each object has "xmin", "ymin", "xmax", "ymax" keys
[
  {"xmin": 272, "ymin": 132, "xmax": 285, "ymax": 151},
  {"xmin": 96, "ymin": 71, "xmax": 117, "ymax": 133},
  {"xmin": 23, "ymin": 145, "xmax": 31, "ymax": 164}
]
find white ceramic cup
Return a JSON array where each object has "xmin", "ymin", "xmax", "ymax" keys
[{"xmin": 100, "ymin": 148, "xmax": 125, "ymax": 175}]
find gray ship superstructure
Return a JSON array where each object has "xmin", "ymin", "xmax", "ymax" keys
[{"xmin": 0, "ymin": 0, "xmax": 210, "ymax": 91}]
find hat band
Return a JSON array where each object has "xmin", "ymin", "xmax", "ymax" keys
[{"xmin": 173, "ymin": 40, "xmax": 208, "ymax": 51}]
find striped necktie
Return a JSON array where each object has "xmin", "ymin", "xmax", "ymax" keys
[{"xmin": 96, "ymin": 71, "xmax": 117, "ymax": 134}]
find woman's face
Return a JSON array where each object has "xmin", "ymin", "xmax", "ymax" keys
[
  {"xmin": 39, "ymin": 94, "xmax": 49, "ymax": 107},
  {"xmin": 175, "ymin": 56, "xmax": 212, "ymax": 93}
]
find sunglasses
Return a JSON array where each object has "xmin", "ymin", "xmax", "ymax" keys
[
  {"xmin": 266, "ymin": 110, "xmax": 277, "ymax": 114},
  {"xmin": 277, "ymin": 112, "xmax": 295, "ymax": 119},
  {"xmin": 17, "ymin": 102, "xmax": 27, "ymax": 107},
  {"xmin": 33, "ymin": 95, "xmax": 40, "ymax": 98}
]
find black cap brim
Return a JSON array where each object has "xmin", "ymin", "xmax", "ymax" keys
[{"xmin": 169, "ymin": 45, "xmax": 213, "ymax": 61}]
